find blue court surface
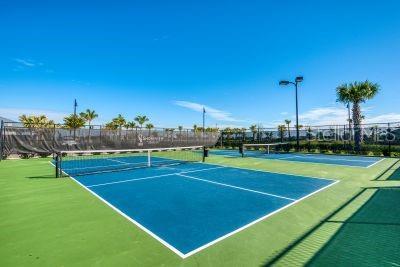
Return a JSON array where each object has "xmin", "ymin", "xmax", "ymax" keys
[
  {"xmin": 210, "ymin": 149, "xmax": 384, "ymax": 168},
  {"xmin": 65, "ymin": 160, "xmax": 337, "ymax": 258}
]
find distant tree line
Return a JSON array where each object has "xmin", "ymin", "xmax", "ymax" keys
[{"xmin": 18, "ymin": 110, "xmax": 219, "ymax": 134}]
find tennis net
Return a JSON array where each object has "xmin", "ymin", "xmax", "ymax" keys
[
  {"xmin": 55, "ymin": 146, "xmax": 205, "ymax": 177},
  {"xmin": 240, "ymin": 143, "xmax": 289, "ymax": 157}
]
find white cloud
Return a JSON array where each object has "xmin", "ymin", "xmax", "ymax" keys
[
  {"xmin": 280, "ymin": 112, "xmax": 289, "ymax": 115},
  {"xmin": 299, "ymin": 107, "xmax": 348, "ymax": 125},
  {"xmin": 13, "ymin": 58, "xmax": 49, "ymax": 72},
  {"xmin": 215, "ymin": 124, "xmax": 247, "ymax": 129},
  {"xmin": 14, "ymin": 58, "xmax": 37, "ymax": 67},
  {"xmin": 298, "ymin": 106, "xmax": 400, "ymax": 126},
  {"xmin": 0, "ymin": 108, "xmax": 68, "ymax": 123},
  {"xmin": 174, "ymin": 101, "xmax": 242, "ymax": 122},
  {"xmin": 364, "ymin": 113, "xmax": 400, "ymax": 123}
]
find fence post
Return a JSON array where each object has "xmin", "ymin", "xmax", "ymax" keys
[
  {"xmin": 342, "ymin": 125, "xmax": 345, "ymax": 151},
  {"xmin": 388, "ymin": 123, "xmax": 391, "ymax": 156},
  {"xmin": 0, "ymin": 120, "xmax": 4, "ymax": 161},
  {"xmin": 99, "ymin": 125, "xmax": 102, "ymax": 145},
  {"xmin": 52, "ymin": 124, "xmax": 56, "ymax": 153},
  {"xmin": 220, "ymin": 131, "xmax": 223, "ymax": 148}
]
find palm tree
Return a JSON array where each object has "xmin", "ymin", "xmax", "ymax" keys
[
  {"xmin": 145, "ymin": 123, "xmax": 154, "ymax": 136},
  {"xmin": 105, "ymin": 121, "xmax": 118, "ymax": 130},
  {"xmin": 112, "ymin": 114, "xmax": 126, "ymax": 128},
  {"xmin": 79, "ymin": 109, "xmax": 98, "ymax": 127},
  {"xmin": 249, "ymin": 125, "xmax": 257, "ymax": 141},
  {"xmin": 278, "ymin": 125, "xmax": 286, "ymax": 143},
  {"xmin": 224, "ymin": 127, "xmax": 232, "ymax": 140},
  {"xmin": 164, "ymin": 128, "xmax": 174, "ymax": 141},
  {"xmin": 125, "ymin": 121, "xmax": 136, "ymax": 129},
  {"xmin": 178, "ymin": 126, "xmax": 183, "ymax": 142},
  {"xmin": 19, "ymin": 114, "xmax": 34, "ymax": 128},
  {"xmin": 306, "ymin": 126, "xmax": 313, "ymax": 140},
  {"xmin": 124, "ymin": 121, "xmax": 136, "ymax": 139},
  {"xmin": 232, "ymin": 128, "xmax": 241, "ymax": 139},
  {"xmin": 32, "ymin": 115, "xmax": 47, "ymax": 127},
  {"xmin": 134, "ymin": 115, "xmax": 149, "ymax": 129},
  {"xmin": 19, "ymin": 114, "xmax": 54, "ymax": 141},
  {"xmin": 336, "ymin": 80, "xmax": 380, "ymax": 151},
  {"xmin": 79, "ymin": 109, "xmax": 98, "ymax": 140},
  {"xmin": 63, "ymin": 114, "xmax": 85, "ymax": 138},
  {"xmin": 19, "ymin": 114, "xmax": 54, "ymax": 128},
  {"xmin": 265, "ymin": 131, "xmax": 273, "ymax": 142},
  {"xmin": 112, "ymin": 114, "xmax": 126, "ymax": 137},
  {"xmin": 19, "ymin": 115, "xmax": 35, "ymax": 138},
  {"xmin": 285, "ymin": 119, "xmax": 291, "ymax": 139}
]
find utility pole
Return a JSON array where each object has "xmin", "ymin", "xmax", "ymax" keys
[
  {"xmin": 73, "ymin": 99, "xmax": 78, "ymax": 139},
  {"xmin": 74, "ymin": 99, "xmax": 78, "ymax": 116},
  {"xmin": 202, "ymin": 107, "xmax": 206, "ymax": 145},
  {"xmin": 279, "ymin": 76, "xmax": 304, "ymax": 151}
]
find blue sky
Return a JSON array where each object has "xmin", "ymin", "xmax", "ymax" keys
[{"xmin": 1, "ymin": 0, "xmax": 399, "ymax": 128}]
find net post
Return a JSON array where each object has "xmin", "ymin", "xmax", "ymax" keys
[
  {"xmin": 220, "ymin": 130, "xmax": 223, "ymax": 148},
  {"xmin": 55, "ymin": 152, "xmax": 61, "ymax": 178},
  {"xmin": 202, "ymin": 146, "xmax": 206, "ymax": 162},
  {"xmin": 0, "ymin": 120, "xmax": 4, "ymax": 161},
  {"xmin": 388, "ymin": 123, "xmax": 392, "ymax": 157},
  {"xmin": 147, "ymin": 150, "xmax": 151, "ymax": 167},
  {"xmin": 52, "ymin": 124, "xmax": 56, "ymax": 151},
  {"xmin": 239, "ymin": 143, "xmax": 244, "ymax": 157}
]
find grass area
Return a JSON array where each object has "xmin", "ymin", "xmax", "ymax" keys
[
  {"xmin": 1, "ymin": 155, "xmax": 400, "ymax": 266},
  {"xmin": 307, "ymin": 187, "xmax": 400, "ymax": 266}
]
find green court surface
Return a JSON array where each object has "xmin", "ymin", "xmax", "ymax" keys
[{"xmin": 1, "ymin": 155, "xmax": 400, "ymax": 266}]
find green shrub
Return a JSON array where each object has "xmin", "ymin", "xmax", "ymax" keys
[
  {"xmin": 38, "ymin": 153, "xmax": 51, "ymax": 158},
  {"xmin": 19, "ymin": 153, "xmax": 34, "ymax": 159}
]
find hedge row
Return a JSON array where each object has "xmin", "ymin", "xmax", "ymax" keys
[{"xmin": 220, "ymin": 141, "xmax": 400, "ymax": 157}]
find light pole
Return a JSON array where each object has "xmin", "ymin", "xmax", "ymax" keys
[
  {"xmin": 73, "ymin": 99, "xmax": 78, "ymax": 139},
  {"xmin": 202, "ymin": 107, "xmax": 206, "ymax": 145},
  {"xmin": 279, "ymin": 76, "xmax": 303, "ymax": 151}
]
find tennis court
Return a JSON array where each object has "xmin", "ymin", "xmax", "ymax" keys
[
  {"xmin": 59, "ymin": 153, "xmax": 336, "ymax": 258},
  {"xmin": 210, "ymin": 149, "xmax": 383, "ymax": 168}
]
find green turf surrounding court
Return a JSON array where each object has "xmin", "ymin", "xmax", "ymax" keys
[{"xmin": 1, "ymin": 156, "xmax": 400, "ymax": 266}]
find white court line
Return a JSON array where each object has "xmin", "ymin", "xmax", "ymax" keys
[
  {"xmin": 182, "ymin": 179, "xmax": 340, "ymax": 258},
  {"xmin": 177, "ymin": 173, "xmax": 296, "ymax": 201},
  {"xmin": 291, "ymin": 154, "xmax": 379, "ymax": 163},
  {"xmin": 87, "ymin": 172, "xmax": 178, "ymax": 188},
  {"xmin": 366, "ymin": 158, "xmax": 386, "ymax": 168},
  {"xmin": 49, "ymin": 160, "xmax": 339, "ymax": 258},
  {"xmin": 246, "ymin": 154, "xmax": 380, "ymax": 169},
  {"xmin": 66, "ymin": 173, "xmax": 187, "ymax": 258},
  {"xmin": 203, "ymin": 161, "xmax": 336, "ymax": 182},
  {"xmin": 63, "ymin": 158, "xmax": 181, "ymax": 171},
  {"xmin": 106, "ymin": 158, "xmax": 131, "ymax": 164},
  {"xmin": 63, "ymin": 161, "xmax": 137, "ymax": 170},
  {"xmin": 87, "ymin": 166, "xmax": 226, "ymax": 188}
]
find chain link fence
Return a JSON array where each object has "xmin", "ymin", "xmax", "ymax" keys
[
  {"xmin": 217, "ymin": 122, "xmax": 400, "ymax": 157},
  {"xmin": 0, "ymin": 122, "xmax": 220, "ymax": 159}
]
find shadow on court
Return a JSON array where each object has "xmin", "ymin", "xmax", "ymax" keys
[
  {"xmin": 26, "ymin": 174, "xmax": 57, "ymax": 179},
  {"xmin": 263, "ymin": 187, "xmax": 400, "ymax": 266},
  {"xmin": 373, "ymin": 159, "xmax": 400, "ymax": 181},
  {"xmin": 387, "ymin": 166, "xmax": 400, "ymax": 181},
  {"xmin": 306, "ymin": 187, "xmax": 400, "ymax": 266}
]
